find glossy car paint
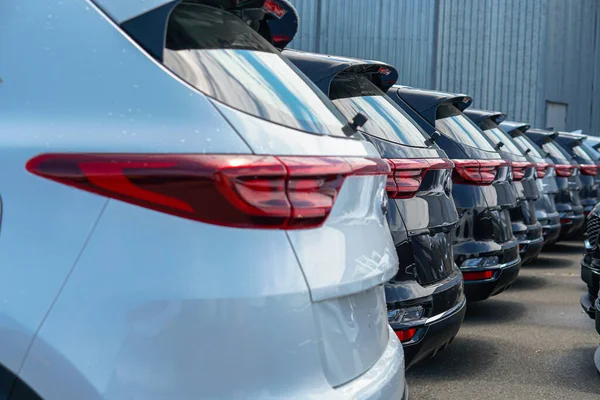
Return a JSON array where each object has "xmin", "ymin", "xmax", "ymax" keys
[
  {"xmin": 582, "ymin": 203, "xmax": 600, "ymax": 318},
  {"xmin": 283, "ymin": 50, "xmax": 465, "ymax": 369},
  {"xmin": 526, "ymin": 129, "xmax": 585, "ymax": 238},
  {"xmin": 464, "ymin": 110, "xmax": 543, "ymax": 265},
  {"xmin": 501, "ymin": 121, "xmax": 561, "ymax": 247},
  {"xmin": 0, "ymin": 1, "xmax": 405, "ymax": 399},
  {"xmin": 555, "ymin": 132, "xmax": 599, "ymax": 217},
  {"xmin": 388, "ymin": 87, "xmax": 521, "ymax": 302}
]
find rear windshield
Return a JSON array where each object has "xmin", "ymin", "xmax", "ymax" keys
[
  {"xmin": 481, "ymin": 122, "xmax": 523, "ymax": 156},
  {"xmin": 513, "ymin": 135, "xmax": 546, "ymax": 159},
  {"xmin": 582, "ymin": 142, "xmax": 600, "ymax": 160},
  {"xmin": 163, "ymin": 4, "xmax": 347, "ymax": 136},
  {"xmin": 435, "ymin": 105, "xmax": 496, "ymax": 151},
  {"xmin": 542, "ymin": 141, "xmax": 570, "ymax": 162},
  {"xmin": 330, "ymin": 73, "xmax": 429, "ymax": 147},
  {"xmin": 573, "ymin": 145, "xmax": 596, "ymax": 161}
]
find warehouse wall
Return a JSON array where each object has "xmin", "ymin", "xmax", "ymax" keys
[
  {"xmin": 289, "ymin": 0, "xmax": 437, "ymax": 88},
  {"xmin": 289, "ymin": 0, "xmax": 600, "ymax": 133}
]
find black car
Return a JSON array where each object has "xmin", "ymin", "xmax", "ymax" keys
[
  {"xmin": 387, "ymin": 86, "xmax": 521, "ymax": 302},
  {"xmin": 525, "ymin": 129, "xmax": 585, "ymax": 238},
  {"xmin": 582, "ymin": 203, "xmax": 600, "ymax": 318},
  {"xmin": 464, "ymin": 110, "xmax": 543, "ymax": 264},
  {"xmin": 501, "ymin": 121, "xmax": 562, "ymax": 247},
  {"xmin": 555, "ymin": 132, "xmax": 599, "ymax": 217},
  {"xmin": 283, "ymin": 50, "xmax": 466, "ymax": 369}
]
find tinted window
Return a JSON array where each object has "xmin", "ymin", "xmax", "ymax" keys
[
  {"xmin": 163, "ymin": 4, "xmax": 347, "ymax": 135},
  {"xmin": 573, "ymin": 145, "xmax": 595, "ymax": 161},
  {"xmin": 483, "ymin": 128, "xmax": 523, "ymax": 155},
  {"xmin": 542, "ymin": 141, "xmax": 570, "ymax": 161},
  {"xmin": 435, "ymin": 105, "xmax": 496, "ymax": 151},
  {"xmin": 330, "ymin": 73, "xmax": 429, "ymax": 147},
  {"xmin": 513, "ymin": 135, "xmax": 546, "ymax": 159}
]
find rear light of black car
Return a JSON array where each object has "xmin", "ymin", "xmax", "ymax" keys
[
  {"xmin": 555, "ymin": 164, "xmax": 576, "ymax": 177},
  {"xmin": 26, "ymin": 153, "xmax": 389, "ymax": 229},
  {"xmin": 511, "ymin": 161, "xmax": 533, "ymax": 182},
  {"xmin": 580, "ymin": 164, "xmax": 600, "ymax": 176},
  {"xmin": 451, "ymin": 159, "xmax": 504, "ymax": 185},
  {"xmin": 535, "ymin": 162, "xmax": 552, "ymax": 179},
  {"xmin": 386, "ymin": 158, "xmax": 454, "ymax": 198}
]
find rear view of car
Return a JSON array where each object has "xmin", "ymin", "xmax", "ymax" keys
[
  {"xmin": 501, "ymin": 121, "xmax": 561, "ymax": 247},
  {"xmin": 388, "ymin": 87, "xmax": 521, "ymax": 302},
  {"xmin": 555, "ymin": 132, "xmax": 600, "ymax": 217},
  {"xmin": 283, "ymin": 50, "xmax": 466, "ymax": 369},
  {"xmin": 0, "ymin": 1, "xmax": 406, "ymax": 399},
  {"xmin": 526, "ymin": 129, "xmax": 585, "ymax": 238},
  {"xmin": 465, "ymin": 110, "xmax": 543, "ymax": 265}
]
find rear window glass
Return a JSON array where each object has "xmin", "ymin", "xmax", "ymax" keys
[
  {"xmin": 513, "ymin": 135, "xmax": 546, "ymax": 159},
  {"xmin": 482, "ymin": 127, "xmax": 523, "ymax": 156},
  {"xmin": 582, "ymin": 142, "xmax": 600, "ymax": 160},
  {"xmin": 330, "ymin": 73, "xmax": 429, "ymax": 147},
  {"xmin": 573, "ymin": 145, "xmax": 596, "ymax": 161},
  {"xmin": 163, "ymin": 4, "xmax": 348, "ymax": 136},
  {"xmin": 542, "ymin": 141, "xmax": 570, "ymax": 161},
  {"xmin": 435, "ymin": 105, "xmax": 496, "ymax": 151}
]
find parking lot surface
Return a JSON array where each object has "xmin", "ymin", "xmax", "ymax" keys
[{"xmin": 407, "ymin": 239, "xmax": 600, "ymax": 400}]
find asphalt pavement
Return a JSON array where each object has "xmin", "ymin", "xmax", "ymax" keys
[{"xmin": 407, "ymin": 238, "xmax": 600, "ymax": 400}]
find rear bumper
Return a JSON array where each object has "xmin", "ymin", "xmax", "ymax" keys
[
  {"xmin": 463, "ymin": 257, "xmax": 521, "ymax": 302},
  {"xmin": 335, "ymin": 326, "xmax": 406, "ymax": 399},
  {"xmin": 397, "ymin": 297, "xmax": 466, "ymax": 369},
  {"xmin": 519, "ymin": 236, "xmax": 544, "ymax": 264},
  {"xmin": 559, "ymin": 210, "xmax": 585, "ymax": 237},
  {"xmin": 542, "ymin": 223, "xmax": 562, "ymax": 246}
]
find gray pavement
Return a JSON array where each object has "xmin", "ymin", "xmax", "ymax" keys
[{"xmin": 407, "ymin": 239, "xmax": 600, "ymax": 400}]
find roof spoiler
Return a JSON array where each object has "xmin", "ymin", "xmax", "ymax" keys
[
  {"xmin": 113, "ymin": 0, "xmax": 299, "ymax": 60},
  {"xmin": 393, "ymin": 86, "xmax": 472, "ymax": 126},
  {"xmin": 499, "ymin": 120, "xmax": 531, "ymax": 138},
  {"xmin": 463, "ymin": 109, "xmax": 506, "ymax": 127},
  {"xmin": 283, "ymin": 50, "xmax": 399, "ymax": 95}
]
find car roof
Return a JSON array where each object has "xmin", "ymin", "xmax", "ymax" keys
[{"xmin": 283, "ymin": 50, "xmax": 398, "ymax": 95}]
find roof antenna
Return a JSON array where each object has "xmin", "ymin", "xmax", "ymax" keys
[{"xmin": 342, "ymin": 113, "xmax": 368, "ymax": 137}]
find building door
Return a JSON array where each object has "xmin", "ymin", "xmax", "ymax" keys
[{"xmin": 545, "ymin": 101, "xmax": 568, "ymax": 131}]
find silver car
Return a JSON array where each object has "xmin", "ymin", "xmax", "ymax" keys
[{"xmin": 0, "ymin": 0, "xmax": 405, "ymax": 399}]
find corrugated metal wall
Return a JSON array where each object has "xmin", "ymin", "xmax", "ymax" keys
[
  {"xmin": 289, "ymin": 0, "xmax": 600, "ymax": 133},
  {"xmin": 289, "ymin": 0, "xmax": 437, "ymax": 88}
]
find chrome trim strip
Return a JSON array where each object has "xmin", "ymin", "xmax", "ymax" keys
[{"xmin": 425, "ymin": 296, "xmax": 467, "ymax": 325}]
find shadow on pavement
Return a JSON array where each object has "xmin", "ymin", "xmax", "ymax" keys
[
  {"xmin": 528, "ymin": 256, "xmax": 574, "ymax": 269},
  {"xmin": 463, "ymin": 299, "xmax": 527, "ymax": 325},
  {"xmin": 509, "ymin": 275, "xmax": 548, "ymax": 291},
  {"xmin": 544, "ymin": 242, "xmax": 585, "ymax": 255},
  {"xmin": 407, "ymin": 336, "xmax": 497, "ymax": 379},
  {"xmin": 551, "ymin": 345, "xmax": 600, "ymax": 395}
]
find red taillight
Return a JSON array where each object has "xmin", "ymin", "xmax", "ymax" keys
[
  {"xmin": 26, "ymin": 154, "xmax": 389, "ymax": 229},
  {"xmin": 462, "ymin": 270, "xmax": 495, "ymax": 281},
  {"xmin": 555, "ymin": 164, "xmax": 575, "ymax": 177},
  {"xmin": 535, "ymin": 162, "xmax": 551, "ymax": 179},
  {"xmin": 395, "ymin": 328, "xmax": 417, "ymax": 342},
  {"xmin": 580, "ymin": 164, "xmax": 600, "ymax": 176},
  {"xmin": 385, "ymin": 158, "xmax": 454, "ymax": 199},
  {"xmin": 452, "ymin": 159, "xmax": 503, "ymax": 185},
  {"xmin": 511, "ymin": 161, "xmax": 533, "ymax": 181}
]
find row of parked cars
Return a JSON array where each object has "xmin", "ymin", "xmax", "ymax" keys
[{"xmin": 4, "ymin": 0, "xmax": 600, "ymax": 399}]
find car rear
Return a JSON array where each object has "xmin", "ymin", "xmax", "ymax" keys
[
  {"xmin": 2, "ymin": 1, "xmax": 406, "ymax": 399},
  {"xmin": 283, "ymin": 51, "xmax": 465, "ymax": 369},
  {"xmin": 388, "ymin": 87, "xmax": 521, "ymax": 302},
  {"xmin": 502, "ymin": 121, "xmax": 561, "ymax": 247},
  {"xmin": 526, "ymin": 129, "xmax": 585, "ymax": 238},
  {"xmin": 465, "ymin": 110, "xmax": 543, "ymax": 265},
  {"xmin": 555, "ymin": 132, "xmax": 600, "ymax": 218}
]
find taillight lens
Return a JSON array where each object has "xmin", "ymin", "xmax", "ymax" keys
[
  {"xmin": 26, "ymin": 154, "xmax": 389, "ymax": 229},
  {"xmin": 462, "ymin": 270, "xmax": 495, "ymax": 281},
  {"xmin": 555, "ymin": 164, "xmax": 575, "ymax": 177},
  {"xmin": 385, "ymin": 158, "xmax": 454, "ymax": 199},
  {"xmin": 511, "ymin": 161, "xmax": 533, "ymax": 181},
  {"xmin": 452, "ymin": 159, "xmax": 503, "ymax": 185},
  {"xmin": 580, "ymin": 164, "xmax": 600, "ymax": 176},
  {"xmin": 395, "ymin": 328, "xmax": 417, "ymax": 343},
  {"xmin": 535, "ymin": 162, "xmax": 551, "ymax": 179}
]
